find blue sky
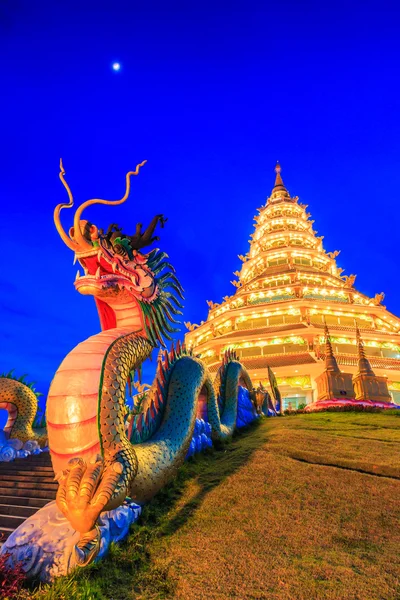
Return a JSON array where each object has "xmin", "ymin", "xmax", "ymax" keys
[{"xmin": 0, "ymin": 0, "xmax": 399, "ymax": 416}]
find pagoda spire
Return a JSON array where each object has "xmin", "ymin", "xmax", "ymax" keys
[
  {"xmin": 323, "ymin": 319, "xmax": 340, "ymax": 372},
  {"xmin": 269, "ymin": 162, "xmax": 290, "ymax": 201},
  {"xmin": 355, "ymin": 323, "xmax": 375, "ymax": 376},
  {"xmin": 273, "ymin": 161, "xmax": 285, "ymax": 190}
]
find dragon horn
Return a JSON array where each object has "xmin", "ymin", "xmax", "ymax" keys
[
  {"xmin": 54, "ymin": 159, "xmax": 80, "ymax": 251},
  {"xmin": 72, "ymin": 161, "xmax": 147, "ymax": 249}
]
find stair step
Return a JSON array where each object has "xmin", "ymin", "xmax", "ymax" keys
[
  {"xmin": 0, "ymin": 495, "xmax": 52, "ymax": 508},
  {"xmin": 0, "ymin": 504, "xmax": 41, "ymax": 518},
  {"xmin": 0, "ymin": 480, "xmax": 58, "ymax": 491},
  {"xmin": 0, "ymin": 514, "xmax": 26, "ymax": 530},
  {"xmin": 0, "ymin": 474, "xmax": 55, "ymax": 484},
  {"xmin": 0, "ymin": 527, "xmax": 14, "ymax": 541},
  {"xmin": 0, "ymin": 452, "xmax": 57, "ymax": 540},
  {"xmin": 0, "ymin": 465, "xmax": 54, "ymax": 474},
  {"xmin": 11, "ymin": 461, "xmax": 52, "ymax": 468},
  {"xmin": 8, "ymin": 457, "xmax": 52, "ymax": 467},
  {"xmin": 0, "ymin": 487, "xmax": 56, "ymax": 500}
]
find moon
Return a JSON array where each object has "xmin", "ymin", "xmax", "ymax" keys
[{"xmin": 112, "ymin": 62, "xmax": 121, "ymax": 72}]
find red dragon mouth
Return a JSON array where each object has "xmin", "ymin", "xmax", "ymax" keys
[{"xmin": 74, "ymin": 245, "xmax": 156, "ymax": 300}]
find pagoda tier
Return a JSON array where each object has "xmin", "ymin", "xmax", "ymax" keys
[{"xmin": 185, "ymin": 164, "xmax": 400, "ymax": 409}]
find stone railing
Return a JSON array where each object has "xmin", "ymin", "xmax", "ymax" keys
[
  {"xmin": 319, "ymin": 352, "xmax": 400, "ymax": 370},
  {"xmin": 310, "ymin": 321, "xmax": 375, "ymax": 332}
]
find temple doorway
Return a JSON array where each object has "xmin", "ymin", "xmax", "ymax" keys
[{"xmin": 282, "ymin": 395, "xmax": 307, "ymax": 411}]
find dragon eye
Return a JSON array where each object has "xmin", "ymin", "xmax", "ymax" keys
[{"xmin": 113, "ymin": 243, "xmax": 128, "ymax": 257}]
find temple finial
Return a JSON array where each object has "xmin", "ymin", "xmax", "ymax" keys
[
  {"xmin": 355, "ymin": 322, "xmax": 374, "ymax": 376},
  {"xmin": 274, "ymin": 161, "xmax": 284, "ymax": 188},
  {"xmin": 271, "ymin": 161, "xmax": 289, "ymax": 197},
  {"xmin": 323, "ymin": 318, "xmax": 339, "ymax": 372}
]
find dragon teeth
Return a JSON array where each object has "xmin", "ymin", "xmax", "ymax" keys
[
  {"xmin": 75, "ymin": 270, "xmax": 80, "ymax": 281},
  {"xmin": 112, "ymin": 262, "xmax": 118, "ymax": 273},
  {"xmin": 95, "ymin": 267, "xmax": 101, "ymax": 279},
  {"xmin": 84, "ymin": 267, "xmax": 89, "ymax": 275},
  {"xmin": 97, "ymin": 250, "xmax": 102, "ymax": 261},
  {"xmin": 73, "ymin": 254, "xmax": 77, "ymax": 265}
]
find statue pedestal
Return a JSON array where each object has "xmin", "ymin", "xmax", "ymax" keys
[
  {"xmin": 0, "ymin": 500, "xmax": 141, "ymax": 582},
  {"xmin": 353, "ymin": 374, "xmax": 392, "ymax": 403},
  {"xmin": 315, "ymin": 370, "xmax": 354, "ymax": 402}
]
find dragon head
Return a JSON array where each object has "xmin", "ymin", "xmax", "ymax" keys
[{"xmin": 54, "ymin": 160, "xmax": 183, "ymax": 346}]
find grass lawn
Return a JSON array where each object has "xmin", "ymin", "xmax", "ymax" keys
[{"xmin": 31, "ymin": 412, "xmax": 400, "ymax": 600}]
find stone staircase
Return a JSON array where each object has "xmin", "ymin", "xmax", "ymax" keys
[{"xmin": 0, "ymin": 452, "xmax": 56, "ymax": 544}]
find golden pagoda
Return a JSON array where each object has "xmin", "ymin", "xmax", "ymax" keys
[{"xmin": 184, "ymin": 163, "xmax": 400, "ymax": 410}]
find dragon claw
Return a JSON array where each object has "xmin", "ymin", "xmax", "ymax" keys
[
  {"xmin": 56, "ymin": 454, "xmax": 127, "ymax": 545},
  {"xmin": 74, "ymin": 526, "xmax": 101, "ymax": 567}
]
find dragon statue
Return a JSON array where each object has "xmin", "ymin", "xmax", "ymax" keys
[
  {"xmin": 0, "ymin": 372, "xmax": 47, "ymax": 445},
  {"xmin": 1, "ymin": 160, "xmax": 256, "ymax": 579}
]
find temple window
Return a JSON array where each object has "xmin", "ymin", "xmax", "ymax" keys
[
  {"xmin": 334, "ymin": 343, "xmax": 382, "ymax": 358},
  {"xmin": 294, "ymin": 257, "xmax": 311, "ymax": 266},
  {"xmin": 268, "ymin": 257, "xmax": 288, "ymax": 267},
  {"xmin": 240, "ymin": 347, "xmax": 262, "ymax": 358},
  {"xmin": 262, "ymin": 344, "xmax": 285, "ymax": 355},
  {"xmin": 290, "ymin": 238, "xmax": 304, "ymax": 247},
  {"xmin": 382, "ymin": 348, "xmax": 400, "ymax": 359},
  {"xmin": 263, "ymin": 277, "xmax": 290, "ymax": 288},
  {"xmin": 235, "ymin": 313, "xmax": 302, "ymax": 331},
  {"xmin": 270, "ymin": 239, "xmax": 285, "ymax": 248}
]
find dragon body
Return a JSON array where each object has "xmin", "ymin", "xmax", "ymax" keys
[
  {"xmin": 0, "ymin": 374, "xmax": 47, "ymax": 445},
  {"xmin": 1, "ymin": 161, "xmax": 256, "ymax": 573}
]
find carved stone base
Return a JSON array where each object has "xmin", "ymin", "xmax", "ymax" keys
[
  {"xmin": 0, "ymin": 500, "xmax": 141, "ymax": 582},
  {"xmin": 315, "ymin": 370, "xmax": 354, "ymax": 402},
  {"xmin": 353, "ymin": 374, "xmax": 392, "ymax": 403}
]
